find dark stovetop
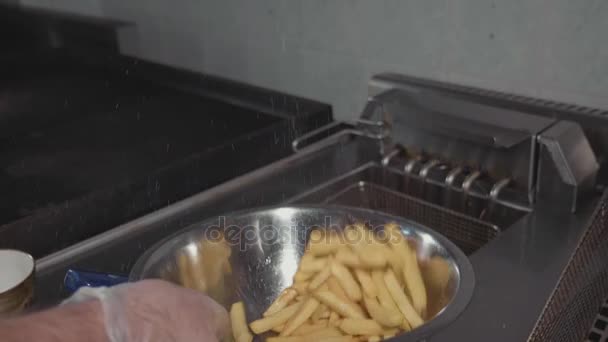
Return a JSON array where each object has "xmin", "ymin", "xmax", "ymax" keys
[
  {"xmin": 0, "ymin": 11, "xmax": 332, "ymax": 257},
  {"xmin": 0, "ymin": 66, "xmax": 278, "ymax": 225}
]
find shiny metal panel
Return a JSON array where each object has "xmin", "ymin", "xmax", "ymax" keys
[
  {"xmin": 374, "ymin": 88, "xmax": 555, "ymax": 204},
  {"xmin": 537, "ymin": 121, "xmax": 599, "ymax": 213},
  {"xmin": 370, "ymin": 72, "xmax": 608, "ymax": 184}
]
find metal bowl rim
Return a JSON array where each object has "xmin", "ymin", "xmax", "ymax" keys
[
  {"xmin": 129, "ymin": 205, "xmax": 475, "ymax": 340},
  {"xmin": 0, "ymin": 249, "xmax": 35, "ymax": 295}
]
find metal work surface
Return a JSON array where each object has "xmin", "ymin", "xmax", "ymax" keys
[
  {"xmin": 430, "ymin": 198, "xmax": 600, "ymax": 341},
  {"xmin": 33, "ymin": 136, "xmax": 604, "ymax": 341},
  {"xmin": 531, "ymin": 192, "xmax": 608, "ymax": 341}
]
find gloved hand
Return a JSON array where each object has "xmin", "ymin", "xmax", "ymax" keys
[{"xmin": 66, "ymin": 279, "xmax": 229, "ymax": 342}]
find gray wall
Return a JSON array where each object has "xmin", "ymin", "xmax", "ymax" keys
[{"xmin": 20, "ymin": 0, "xmax": 608, "ymax": 120}]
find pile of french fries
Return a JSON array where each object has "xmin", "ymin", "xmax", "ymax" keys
[
  {"xmin": 230, "ymin": 223, "xmax": 428, "ymax": 342},
  {"xmin": 176, "ymin": 236, "xmax": 232, "ymax": 306}
]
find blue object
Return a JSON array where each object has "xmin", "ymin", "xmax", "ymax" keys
[{"xmin": 64, "ymin": 269, "xmax": 129, "ymax": 294}]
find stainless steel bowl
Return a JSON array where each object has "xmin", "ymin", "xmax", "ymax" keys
[{"xmin": 129, "ymin": 206, "xmax": 474, "ymax": 340}]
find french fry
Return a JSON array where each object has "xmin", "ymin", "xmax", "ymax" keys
[
  {"xmin": 329, "ymin": 311, "xmax": 340, "ymax": 325},
  {"xmin": 281, "ymin": 297, "xmax": 320, "ymax": 336},
  {"xmin": 313, "ymin": 290, "xmax": 366, "ymax": 319},
  {"xmin": 383, "ymin": 270, "xmax": 423, "ymax": 328},
  {"xmin": 198, "ymin": 239, "xmax": 230, "ymax": 290},
  {"xmin": 403, "ymin": 247, "xmax": 427, "ymax": 317},
  {"xmin": 308, "ymin": 231, "xmax": 343, "ymax": 256},
  {"xmin": 292, "ymin": 322, "xmax": 329, "ymax": 335},
  {"xmin": 422, "ymin": 256, "xmax": 451, "ymax": 316},
  {"xmin": 362, "ymin": 296, "xmax": 402, "ymax": 328},
  {"xmin": 345, "ymin": 225, "xmax": 386, "ymax": 268},
  {"xmin": 318, "ymin": 338, "xmax": 356, "ymax": 342},
  {"xmin": 267, "ymin": 337, "xmax": 310, "ymax": 342},
  {"xmin": 383, "ymin": 328, "xmax": 399, "ymax": 339},
  {"xmin": 320, "ymin": 308, "xmax": 331, "ymax": 319},
  {"xmin": 224, "ymin": 261, "xmax": 233, "ymax": 275},
  {"xmin": 312, "ymin": 303, "xmax": 328, "ymax": 322},
  {"xmin": 265, "ymin": 288, "xmax": 299, "ymax": 316},
  {"xmin": 422, "ymin": 256, "xmax": 451, "ymax": 292},
  {"xmin": 189, "ymin": 252, "xmax": 210, "ymax": 292},
  {"xmin": 230, "ymin": 302, "xmax": 253, "ymax": 342},
  {"xmin": 267, "ymin": 337, "xmax": 301, "ymax": 342},
  {"xmin": 268, "ymin": 331, "xmax": 350, "ymax": 342},
  {"xmin": 331, "ymin": 260, "xmax": 362, "ymax": 302},
  {"xmin": 338, "ymin": 319, "xmax": 383, "ymax": 336},
  {"xmin": 371, "ymin": 270, "xmax": 400, "ymax": 315},
  {"xmin": 383, "ymin": 248, "xmax": 404, "ymax": 283},
  {"xmin": 304, "ymin": 327, "xmax": 343, "ymax": 338},
  {"xmin": 327, "ymin": 276, "xmax": 349, "ymax": 301},
  {"xmin": 319, "ymin": 282, "xmax": 330, "ymax": 292},
  {"xmin": 335, "ymin": 247, "xmax": 362, "ymax": 268},
  {"xmin": 309, "ymin": 230, "xmax": 323, "ymax": 241},
  {"xmin": 242, "ymin": 223, "xmax": 433, "ymax": 342},
  {"xmin": 401, "ymin": 318, "xmax": 412, "ymax": 331},
  {"xmin": 326, "ymin": 277, "xmax": 365, "ymax": 317},
  {"xmin": 384, "ymin": 224, "xmax": 410, "ymax": 283},
  {"xmin": 272, "ymin": 324, "xmax": 285, "ymax": 333},
  {"xmin": 309, "ymin": 265, "xmax": 332, "ymax": 290},
  {"xmin": 177, "ymin": 253, "xmax": 194, "ymax": 289},
  {"xmin": 354, "ymin": 269, "xmax": 377, "ymax": 298},
  {"xmin": 250, "ymin": 301, "xmax": 304, "ymax": 334},
  {"xmin": 384, "ymin": 224, "xmax": 408, "ymax": 260},
  {"xmin": 300, "ymin": 255, "xmax": 328, "ymax": 273},
  {"xmin": 385, "ymin": 223, "xmax": 427, "ymax": 316},
  {"xmin": 368, "ymin": 229, "xmax": 394, "ymax": 251},
  {"xmin": 294, "ymin": 271, "xmax": 313, "ymax": 283},
  {"xmin": 292, "ymin": 281, "xmax": 310, "ymax": 295},
  {"xmin": 384, "ymin": 223, "xmax": 405, "ymax": 245},
  {"xmin": 237, "ymin": 334, "xmax": 253, "ymax": 342}
]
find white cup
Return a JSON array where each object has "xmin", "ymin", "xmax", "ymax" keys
[{"xmin": 0, "ymin": 249, "xmax": 35, "ymax": 315}]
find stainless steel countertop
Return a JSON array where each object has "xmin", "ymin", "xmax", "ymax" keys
[
  {"xmin": 34, "ymin": 137, "xmax": 603, "ymax": 341},
  {"xmin": 432, "ymin": 198, "xmax": 601, "ymax": 341}
]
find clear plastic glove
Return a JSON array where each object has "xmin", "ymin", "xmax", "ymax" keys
[{"xmin": 66, "ymin": 279, "xmax": 229, "ymax": 342}]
